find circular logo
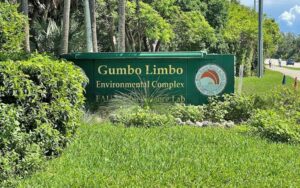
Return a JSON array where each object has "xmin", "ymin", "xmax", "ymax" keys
[{"xmin": 195, "ymin": 64, "xmax": 227, "ymax": 96}]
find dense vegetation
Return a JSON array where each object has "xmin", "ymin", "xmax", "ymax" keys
[
  {"xmin": 1, "ymin": 0, "xmax": 300, "ymax": 186},
  {"xmin": 98, "ymin": 66, "xmax": 300, "ymax": 144},
  {"xmin": 1, "ymin": 0, "xmax": 282, "ymax": 75},
  {"xmin": 275, "ymin": 32, "xmax": 300, "ymax": 62},
  {"xmin": 15, "ymin": 69, "xmax": 300, "ymax": 187},
  {"xmin": 0, "ymin": 3, "xmax": 25, "ymax": 52},
  {"xmin": 0, "ymin": 55, "xmax": 87, "ymax": 186},
  {"xmin": 104, "ymin": 74, "xmax": 300, "ymax": 144}
]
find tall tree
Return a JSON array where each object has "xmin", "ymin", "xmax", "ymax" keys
[
  {"xmin": 84, "ymin": 0, "xmax": 93, "ymax": 52},
  {"xmin": 118, "ymin": 0, "xmax": 126, "ymax": 52},
  {"xmin": 21, "ymin": 0, "xmax": 31, "ymax": 52},
  {"xmin": 61, "ymin": 0, "xmax": 71, "ymax": 54},
  {"xmin": 89, "ymin": 0, "xmax": 98, "ymax": 52},
  {"xmin": 126, "ymin": 1, "xmax": 174, "ymax": 52},
  {"xmin": 106, "ymin": 0, "xmax": 116, "ymax": 52},
  {"xmin": 136, "ymin": 0, "xmax": 142, "ymax": 51}
]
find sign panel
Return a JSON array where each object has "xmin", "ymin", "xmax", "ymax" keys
[{"xmin": 62, "ymin": 52, "xmax": 235, "ymax": 105}]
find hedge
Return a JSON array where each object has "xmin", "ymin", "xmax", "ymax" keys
[
  {"xmin": 0, "ymin": 2, "xmax": 25, "ymax": 52},
  {"xmin": 0, "ymin": 54, "xmax": 88, "ymax": 186}
]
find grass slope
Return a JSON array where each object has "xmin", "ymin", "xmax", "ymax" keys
[
  {"xmin": 278, "ymin": 65, "xmax": 300, "ymax": 71},
  {"xmin": 19, "ymin": 124, "xmax": 300, "ymax": 187},
  {"xmin": 237, "ymin": 69, "xmax": 295, "ymax": 95}
]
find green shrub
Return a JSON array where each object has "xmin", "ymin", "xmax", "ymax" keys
[
  {"xmin": 170, "ymin": 103, "xmax": 204, "ymax": 122},
  {"xmin": 125, "ymin": 108, "xmax": 171, "ymax": 127},
  {"xmin": 204, "ymin": 96, "xmax": 228, "ymax": 122},
  {"xmin": 204, "ymin": 94, "xmax": 256, "ymax": 123},
  {"xmin": 249, "ymin": 109, "xmax": 300, "ymax": 143},
  {"xmin": 0, "ymin": 2, "xmax": 25, "ymax": 52},
  {"xmin": 250, "ymin": 87, "xmax": 300, "ymax": 121},
  {"xmin": 0, "ymin": 51, "xmax": 30, "ymax": 61},
  {"xmin": 0, "ymin": 54, "xmax": 88, "ymax": 185},
  {"xmin": 0, "ymin": 104, "xmax": 44, "ymax": 186},
  {"xmin": 266, "ymin": 87, "xmax": 300, "ymax": 113},
  {"xmin": 223, "ymin": 94, "xmax": 255, "ymax": 123},
  {"xmin": 106, "ymin": 84, "xmax": 173, "ymax": 125},
  {"xmin": 110, "ymin": 107, "xmax": 172, "ymax": 127}
]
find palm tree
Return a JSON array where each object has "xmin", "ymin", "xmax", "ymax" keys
[
  {"xmin": 84, "ymin": 0, "xmax": 93, "ymax": 52},
  {"xmin": 118, "ymin": 0, "xmax": 126, "ymax": 52},
  {"xmin": 21, "ymin": 0, "xmax": 31, "ymax": 52},
  {"xmin": 136, "ymin": 0, "xmax": 141, "ymax": 51},
  {"xmin": 89, "ymin": 0, "xmax": 98, "ymax": 52},
  {"xmin": 105, "ymin": 0, "xmax": 116, "ymax": 52},
  {"xmin": 61, "ymin": 0, "xmax": 71, "ymax": 54}
]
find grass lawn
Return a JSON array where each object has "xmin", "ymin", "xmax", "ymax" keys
[
  {"xmin": 18, "ymin": 123, "xmax": 300, "ymax": 187},
  {"xmin": 17, "ymin": 69, "xmax": 300, "ymax": 187},
  {"xmin": 236, "ymin": 69, "xmax": 295, "ymax": 95},
  {"xmin": 277, "ymin": 65, "xmax": 300, "ymax": 71}
]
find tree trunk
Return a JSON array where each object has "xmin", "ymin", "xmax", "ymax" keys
[
  {"xmin": 89, "ymin": 0, "xmax": 98, "ymax": 52},
  {"xmin": 106, "ymin": 0, "xmax": 116, "ymax": 52},
  {"xmin": 43, "ymin": 1, "xmax": 51, "ymax": 21},
  {"xmin": 84, "ymin": 0, "xmax": 93, "ymax": 52},
  {"xmin": 110, "ymin": 25, "xmax": 116, "ymax": 52},
  {"xmin": 136, "ymin": 0, "xmax": 141, "ymax": 51},
  {"xmin": 155, "ymin": 40, "xmax": 161, "ymax": 52},
  {"xmin": 21, "ymin": 0, "xmax": 30, "ymax": 53},
  {"xmin": 143, "ymin": 37, "xmax": 150, "ymax": 52},
  {"xmin": 118, "ymin": 0, "xmax": 126, "ymax": 52},
  {"xmin": 151, "ymin": 40, "xmax": 159, "ymax": 52},
  {"xmin": 125, "ymin": 25, "xmax": 136, "ymax": 52},
  {"xmin": 125, "ymin": 35, "xmax": 131, "ymax": 52},
  {"xmin": 61, "ymin": 0, "xmax": 71, "ymax": 54}
]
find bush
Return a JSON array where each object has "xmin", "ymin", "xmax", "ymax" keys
[
  {"xmin": 249, "ymin": 109, "xmax": 300, "ymax": 143},
  {"xmin": 0, "ymin": 54, "xmax": 88, "ymax": 185},
  {"xmin": 106, "ymin": 84, "xmax": 174, "ymax": 126},
  {"xmin": 0, "ymin": 103, "xmax": 43, "ymax": 185},
  {"xmin": 204, "ymin": 94, "xmax": 256, "ymax": 123},
  {"xmin": 109, "ymin": 107, "xmax": 172, "ymax": 127},
  {"xmin": 204, "ymin": 96, "xmax": 228, "ymax": 122},
  {"xmin": 0, "ymin": 51, "xmax": 30, "ymax": 61},
  {"xmin": 0, "ymin": 2, "xmax": 25, "ymax": 52},
  {"xmin": 125, "ymin": 108, "xmax": 171, "ymax": 127},
  {"xmin": 223, "ymin": 94, "xmax": 255, "ymax": 123},
  {"xmin": 266, "ymin": 87, "xmax": 300, "ymax": 112},
  {"xmin": 170, "ymin": 103, "xmax": 204, "ymax": 122},
  {"xmin": 250, "ymin": 87, "xmax": 300, "ymax": 122}
]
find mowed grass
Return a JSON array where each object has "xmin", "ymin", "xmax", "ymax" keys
[
  {"xmin": 19, "ymin": 124, "xmax": 300, "ymax": 187},
  {"xmin": 18, "ymin": 69, "xmax": 300, "ymax": 187},
  {"xmin": 237, "ymin": 69, "xmax": 295, "ymax": 95},
  {"xmin": 279, "ymin": 65, "xmax": 300, "ymax": 71}
]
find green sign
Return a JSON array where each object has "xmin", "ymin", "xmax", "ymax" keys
[{"xmin": 62, "ymin": 52, "xmax": 235, "ymax": 105}]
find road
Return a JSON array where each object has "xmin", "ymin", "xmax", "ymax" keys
[
  {"xmin": 265, "ymin": 59, "xmax": 300, "ymax": 79},
  {"xmin": 265, "ymin": 59, "xmax": 300, "ymax": 68}
]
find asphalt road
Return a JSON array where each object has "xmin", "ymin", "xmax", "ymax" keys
[
  {"xmin": 265, "ymin": 59, "xmax": 300, "ymax": 68},
  {"xmin": 265, "ymin": 59, "xmax": 300, "ymax": 79}
]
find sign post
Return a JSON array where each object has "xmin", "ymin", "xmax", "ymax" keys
[{"xmin": 238, "ymin": 65, "xmax": 244, "ymax": 95}]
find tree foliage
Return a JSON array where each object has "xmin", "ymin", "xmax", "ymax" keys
[
  {"xmin": 171, "ymin": 11, "xmax": 216, "ymax": 51},
  {"xmin": 0, "ymin": 54, "xmax": 87, "ymax": 185},
  {"xmin": 0, "ymin": 0, "xmax": 284, "ymax": 75},
  {"xmin": 275, "ymin": 33, "xmax": 300, "ymax": 61},
  {"xmin": 222, "ymin": 3, "xmax": 258, "ymax": 76},
  {"xmin": 223, "ymin": 3, "xmax": 282, "ymax": 76},
  {"xmin": 126, "ymin": 1, "xmax": 174, "ymax": 52},
  {"xmin": 0, "ymin": 2, "xmax": 25, "ymax": 52}
]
